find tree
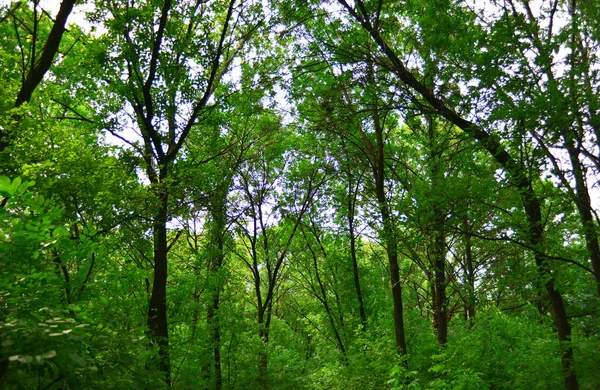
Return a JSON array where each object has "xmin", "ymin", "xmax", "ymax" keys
[
  {"xmin": 233, "ymin": 125, "xmax": 326, "ymax": 387},
  {"xmin": 316, "ymin": 1, "xmax": 580, "ymax": 386},
  {"xmin": 2, "ymin": 1, "xmax": 600, "ymax": 388},
  {"xmin": 86, "ymin": 0, "xmax": 262, "ymax": 383}
]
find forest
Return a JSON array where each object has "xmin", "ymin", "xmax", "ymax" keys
[{"xmin": 0, "ymin": 0, "xmax": 599, "ymax": 389}]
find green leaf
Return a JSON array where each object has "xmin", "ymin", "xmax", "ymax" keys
[
  {"xmin": 1, "ymin": 339, "xmax": 14, "ymax": 347},
  {"xmin": 0, "ymin": 175, "xmax": 12, "ymax": 197},
  {"xmin": 17, "ymin": 180, "xmax": 32, "ymax": 194},
  {"xmin": 69, "ymin": 353, "xmax": 87, "ymax": 367},
  {"xmin": 0, "ymin": 176, "xmax": 10, "ymax": 189},
  {"xmin": 11, "ymin": 177, "xmax": 21, "ymax": 192}
]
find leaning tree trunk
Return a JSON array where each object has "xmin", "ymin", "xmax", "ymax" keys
[{"xmin": 306, "ymin": 227, "xmax": 348, "ymax": 362}]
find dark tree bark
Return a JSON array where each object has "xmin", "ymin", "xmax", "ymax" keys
[
  {"xmin": 425, "ymin": 116, "xmax": 449, "ymax": 345},
  {"xmin": 463, "ymin": 217, "xmax": 476, "ymax": 324},
  {"xmin": 377, "ymin": 191, "xmax": 407, "ymax": 357},
  {"xmin": 257, "ymin": 303, "xmax": 271, "ymax": 390},
  {"xmin": 121, "ymin": 1, "xmax": 238, "ymax": 384},
  {"xmin": 204, "ymin": 194, "xmax": 228, "ymax": 390},
  {"xmin": 205, "ymin": 292, "xmax": 223, "ymax": 390},
  {"xmin": 432, "ymin": 217, "xmax": 447, "ymax": 344},
  {"xmin": 147, "ymin": 170, "xmax": 171, "ymax": 386},
  {"xmin": 372, "ymin": 106, "xmax": 408, "ymax": 357},
  {"xmin": 14, "ymin": 0, "xmax": 76, "ymax": 108}
]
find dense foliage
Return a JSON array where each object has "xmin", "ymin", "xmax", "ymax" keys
[{"xmin": 1, "ymin": 0, "xmax": 599, "ymax": 389}]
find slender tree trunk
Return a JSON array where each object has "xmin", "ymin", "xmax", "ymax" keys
[
  {"xmin": 13, "ymin": 0, "xmax": 77, "ymax": 108},
  {"xmin": 425, "ymin": 116, "xmax": 449, "ymax": 344},
  {"xmin": 463, "ymin": 217, "xmax": 475, "ymax": 324},
  {"xmin": 249, "ymin": 227, "xmax": 269, "ymax": 390},
  {"xmin": 347, "ymin": 176, "xmax": 367, "ymax": 331},
  {"xmin": 372, "ymin": 109, "xmax": 407, "ymax": 357},
  {"xmin": 147, "ymin": 168, "xmax": 171, "ymax": 385},
  {"xmin": 212, "ymin": 299, "xmax": 222, "ymax": 390},
  {"xmin": 307, "ymin": 236, "xmax": 348, "ymax": 361},
  {"xmin": 334, "ymin": 289, "xmax": 345, "ymax": 329},
  {"xmin": 384, "ymin": 224, "xmax": 408, "ymax": 357},
  {"xmin": 432, "ymin": 222, "xmax": 447, "ymax": 345}
]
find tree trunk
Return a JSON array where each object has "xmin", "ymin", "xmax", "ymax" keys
[
  {"xmin": 373, "ymin": 108, "xmax": 407, "ymax": 357},
  {"xmin": 205, "ymin": 196, "xmax": 226, "ymax": 390},
  {"xmin": 525, "ymin": 196, "xmax": 578, "ymax": 390},
  {"xmin": 307, "ymin": 235, "xmax": 348, "ymax": 361},
  {"xmin": 147, "ymin": 169, "xmax": 171, "ymax": 385},
  {"xmin": 432, "ymin": 225, "xmax": 447, "ymax": 345},
  {"xmin": 463, "ymin": 217, "xmax": 475, "ymax": 324},
  {"xmin": 0, "ymin": 359, "xmax": 8, "ymax": 387},
  {"xmin": 14, "ymin": 0, "xmax": 76, "ymax": 108},
  {"xmin": 205, "ymin": 294, "xmax": 222, "ymax": 390},
  {"xmin": 347, "ymin": 176, "xmax": 367, "ymax": 331},
  {"xmin": 545, "ymin": 274, "xmax": 578, "ymax": 390},
  {"xmin": 425, "ymin": 116, "xmax": 449, "ymax": 344},
  {"xmin": 257, "ymin": 307, "xmax": 269, "ymax": 390}
]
